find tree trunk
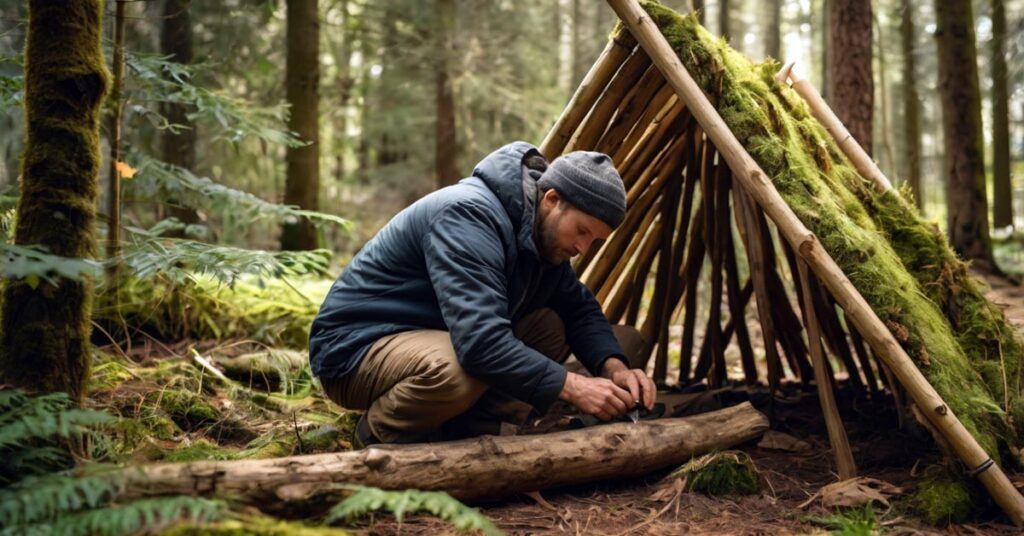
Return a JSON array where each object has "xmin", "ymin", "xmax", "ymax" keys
[
  {"xmin": 118, "ymin": 403, "xmax": 768, "ymax": 503},
  {"xmin": 718, "ymin": 0, "xmax": 730, "ymax": 41},
  {"xmin": 434, "ymin": 0, "xmax": 459, "ymax": 189},
  {"xmin": 900, "ymin": 0, "xmax": 922, "ymax": 208},
  {"xmin": 692, "ymin": 0, "xmax": 705, "ymax": 25},
  {"xmin": 106, "ymin": 0, "xmax": 126, "ymax": 286},
  {"xmin": 764, "ymin": 0, "xmax": 782, "ymax": 59},
  {"xmin": 0, "ymin": 0, "xmax": 109, "ymax": 401},
  {"xmin": 162, "ymin": 0, "xmax": 200, "ymax": 229},
  {"xmin": 935, "ymin": 0, "xmax": 996, "ymax": 268},
  {"xmin": 820, "ymin": 0, "xmax": 830, "ymax": 100},
  {"xmin": 991, "ymin": 0, "xmax": 1012, "ymax": 229},
  {"xmin": 828, "ymin": 0, "xmax": 873, "ymax": 156},
  {"xmin": 280, "ymin": 0, "xmax": 320, "ymax": 251},
  {"xmin": 333, "ymin": 0, "xmax": 353, "ymax": 183}
]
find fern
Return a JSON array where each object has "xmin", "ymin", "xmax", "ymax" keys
[
  {"xmin": 0, "ymin": 389, "xmax": 224, "ymax": 536},
  {"xmin": 0, "ymin": 243, "xmax": 101, "ymax": 287},
  {"xmin": 326, "ymin": 486, "xmax": 503, "ymax": 535},
  {"xmin": 7, "ymin": 496, "xmax": 223, "ymax": 536},
  {"xmin": 130, "ymin": 155, "xmax": 350, "ymax": 230},
  {"xmin": 0, "ymin": 471, "xmax": 123, "ymax": 527},
  {"xmin": 116, "ymin": 229, "xmax": 332, "ymax": 287}
]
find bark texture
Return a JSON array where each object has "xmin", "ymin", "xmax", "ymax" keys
[
  {"xmin": 827, "ymin": 0, "xmax": 873, "ymax": 156},
  {"xmin": 162, "ymin": 0, "xmax": 200, "ymax": 228},
  {"xmin": 281, "ymin": 0, "xmax": 320, "ymax": 250},
  {"xmin": 434, "ymin": 0, "xmax": 459, "ymax": 189},
  {"xmin": 991, "ymin": 0, "xmax": 1012, "ymax": 229},
  {"xmin": 764, "ymin": 0, "xmax": 782, "ymax": 60},
  {"xmin": 0, "ymin": 0, "xmax": 110, "ymax": 401},
  {"xmin": 900, "ymin": 0, "xmax": 922, "ymax": 208},
  {"xmin": 935, "ymin": 0, "xmax": 995, "ymax": 267},
  {"xmin": 119, "ymin": 403, "xmax": 768, "ymax": 502}
]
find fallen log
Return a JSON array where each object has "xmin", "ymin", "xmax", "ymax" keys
[{"xmin": 118, "ymin": 402, "xmax": 768, "ymax": 503}]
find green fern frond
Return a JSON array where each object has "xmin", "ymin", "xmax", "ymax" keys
[
  {"xmin": 0, "ymin": 391, "xmax": 113, "ymax": 450},
  {"xmin": 115, "ymin": 231, "xmax": 332, "ymax": 287},
  {"xmin": 0, "ymin": 243, "xmax": 102, "ymax": 286},
  {"xmin": 326, "ymin": 486, "xmax": 502, "ymax": 536},
  {"xmin": 6, "ymin": 496, "xmax": 223, "ymax": 536},
  {"xmin": 130, "ymin": 155, "xmax": 350, "ymax": 230},
  {"xmin": 124, "ymin": 50, "xmax": 302, "ymax": 148},
  {"xmin": 0, "ymin": 471, "xmax": 123, "ymax": 527}
]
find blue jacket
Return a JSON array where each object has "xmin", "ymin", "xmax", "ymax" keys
[{"xmin": 309, "ymin": 142, "xmax": 626, "ymax": 411}]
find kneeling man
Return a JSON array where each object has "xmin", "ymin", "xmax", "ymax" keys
[{"xmin": 309, "ymin": 141, "xmax": 657, "ymax": 447}]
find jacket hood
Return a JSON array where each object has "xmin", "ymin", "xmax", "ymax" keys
[{"xmin": 470, "ymin": 141, "xmax": 547, "ymax": 259}]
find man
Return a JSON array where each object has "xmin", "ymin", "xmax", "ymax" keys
[{"xmin": 309, "ymin": 141, "xmax": 656, "ymax": 447}]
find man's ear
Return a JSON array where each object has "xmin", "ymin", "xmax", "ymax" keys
[{"xmin": 542, "ymin": 188, "xmax": 560, "ymax": 207}]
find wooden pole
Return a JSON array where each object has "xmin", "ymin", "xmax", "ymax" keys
[
  {"xmin": 606, "ymin": 0, "xmax": 1024, "ymax": 523},
  {"xmin": 776, "ymin": 62, "xmax": 893, "ymax": 193},
  {"xmin": 540, "ymin": 34, "xmax": 636, "ymax": 158},
  {"xmin": 567, "ymin": 49, "xmax": 652, "ymax": 152},
  {"xmin": 797, "ymin": 259, "xmax": 858, "ymax": 479}
]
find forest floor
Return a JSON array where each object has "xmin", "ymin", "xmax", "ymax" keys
[{"xmin": 83, "ymin": 268, "xmax": 1024, "ymax": 535}]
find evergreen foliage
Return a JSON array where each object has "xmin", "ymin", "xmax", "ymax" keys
[{"xmin": 326, "ymin": 486, "xmax": 502, "ymax": 535}]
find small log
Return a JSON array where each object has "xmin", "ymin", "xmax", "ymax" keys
[
  {"xmin": 777, "ymin": 63, "xmax": 892, "ymax": 192},
  {"xmin": 606, "ymin": 215, "xmax": 664, "ymax": 322},
  {"xmin": 595, "ymin": 68, "xmax": 668, "ymax": 155},
  {"xmin": 613, "ymin": 89, "xmax": 679, "ymax": 165},
  {"xmin": 567, "ymin": 48, "xmax": 652, "ymax": 152},
  {"xmin": 722, "ymin": 188, "xmax": 757, "ymax": 384},
  {"xmin": 119, "ymin": 403, "xmax": 769, "ymax": 503},
  {"xmin": 796, "ymin": 259, "xmax": 858, "ymax": 480},
  {"xmin": 604, "ymin": 82, "xmax": 675, "ymax": 160},
  {"xmin": 540, "ymin": 33, "xmax": 636, "ymax": 157},
  {"xmin": 606, "ymin": 1, "xmax": 1024, "ymax": 521}
]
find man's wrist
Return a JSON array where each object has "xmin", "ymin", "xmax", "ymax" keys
[{"xmin": 600, "ymin": 357, "xmax": 628, "ymax": 379}]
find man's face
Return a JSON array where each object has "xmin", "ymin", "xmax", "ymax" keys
[{"xmin": 536, "ymin": 189, "xmax": 613, "ymax": 265}]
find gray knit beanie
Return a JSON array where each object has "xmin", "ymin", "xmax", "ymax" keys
[{"xmin": 536, "ymin": 151, "xmax": 626, "ymax": 229}]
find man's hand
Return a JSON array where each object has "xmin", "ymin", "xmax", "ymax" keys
[
  {"xmin": 601, "ymin": 357, "xmax": 656, "ymax": 411},
  {"xmin": 559, "ymin": 372, "xmax": 635, "ymax": 421}
]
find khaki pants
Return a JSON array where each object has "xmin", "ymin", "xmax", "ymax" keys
[{"xmin": 320, "ymin": 308, "xmax": 646, "ymax": 443}]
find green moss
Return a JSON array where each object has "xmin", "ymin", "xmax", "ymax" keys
[
  {"xmin": 634, "ymin": 2, "xmax": 1022, "ymax": 460},
  {"xmin": 163, "ymin": 439, "xmax": 240, "ymax": 463},
  {"xmin": 165, "ymin": 516, "xmax": 349, "ymax": 535},
  {"xmin": 908, "ymin": 465, "xmax": 975, "ymax": 525},
  {"xmin": 158, "ymin": 390, "xmax": 221, "ymax": 431},
  {"xmin": 671, "ymin": 451, "xmax": 761, "ymax": 495}
]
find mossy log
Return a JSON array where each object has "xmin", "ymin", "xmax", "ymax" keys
[{"xmin": 118, "ymin": 402, "xmax": 767, "ymax": 503}]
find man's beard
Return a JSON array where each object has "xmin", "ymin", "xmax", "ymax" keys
[{"xmin": 537, "ymin": 212, "xmax": 569, "ymax": 265}]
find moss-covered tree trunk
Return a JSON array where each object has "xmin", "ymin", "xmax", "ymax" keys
[
  {"xmin": 434, "ymin": 0, "xmax": 459, "ymax": 189},
  {"xmin": 934, "ymin": 0, "xmax": 995, "ymax": 268},
  {"xmin": 990, "ymin": 0, "xmax": 1012, "ymax": 229},
  {"xmin": 162, "ymin": 0, "xmax": 200, "ymax": 230},
  {"xmin": 899, "ymin": 0, "xmax": 922, "ymax": 208},
  {"xmin": 280, "ymin": 0, "xmax": 320, "ymax": 251},
  {"xmin": 0, "ymin": 0, "xmax": 110, "ymax": 401},
  {"xmin": 827, "ymin": 0, "xmax": 873, "ymax": 156}
]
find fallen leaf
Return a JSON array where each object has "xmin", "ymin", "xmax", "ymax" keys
[
  {"xmin": 115, "ymin": 160, "xmax": 136, "ymax": 179},
  {"xmin": 757, "ymin": 430, "xmax": 812, "ymax": 452},
  {"xmin": 818, "ymin": 477, "xmax": 904, "ymax": 509}
]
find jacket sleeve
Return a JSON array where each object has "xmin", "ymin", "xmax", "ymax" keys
[
  {"xmin": 548, "ymin": 264, "xmax": 627, "ymax": 377},
  {"xmin": 423, "ymin": 201, "xmax": 568, "ymax": 411}
]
